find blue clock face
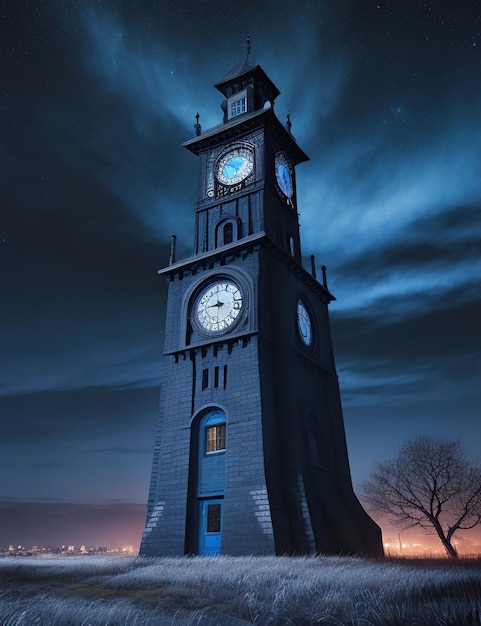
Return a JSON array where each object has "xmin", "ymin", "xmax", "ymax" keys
[
  {"xmin": 216, "ymin": 147, "xmax": 254, "ymax": 186},
  {"xmin": 275, "ymin": 152, "xmax": 294, "ymax": 199},
  {"xmin": 277, "ymin": 164, "xmax": 292, "ymax": 197},
  {"xmin": 223, "ymin": 156, "xmax": 247, "ymax": 180}
]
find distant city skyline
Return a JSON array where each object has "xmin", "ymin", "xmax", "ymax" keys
[
  {"xmin": 3, "ymin": 529, "xmax": 480, "ymax": 559},
  {"xmin": 1, "ymin": 501, "xmax": 480, "ymax": 558}
]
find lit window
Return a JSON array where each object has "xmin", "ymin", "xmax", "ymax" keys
[
  {"xmin": 230, "ymin": 97, "xmax": 246, "ymax": 117},
  {"xmin": 206, "ymin": 423, "xmax": 226, "ymax": 453}
]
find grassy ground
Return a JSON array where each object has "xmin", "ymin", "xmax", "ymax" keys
[{"xmin": 0, "ymin": 555, "xmax": 480, "ymax": 625}]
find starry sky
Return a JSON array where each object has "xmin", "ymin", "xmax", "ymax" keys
[{"xmin": 2, "ymin": 1, "xmax": 480, "ymax": 548}]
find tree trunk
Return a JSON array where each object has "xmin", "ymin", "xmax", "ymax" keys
[
  {"xmin": 442, "ymin": 538, "xmax": 458, "ymax": 558},
  {"xmin": 432, "ymin": 518, "xmax": 458, "ymax": 558}
]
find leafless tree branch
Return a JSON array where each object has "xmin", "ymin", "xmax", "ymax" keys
[{"xmin": 361, "ymin": 435, "xmax": 481, "ymax": 558}]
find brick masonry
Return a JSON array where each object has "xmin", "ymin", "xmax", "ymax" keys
[{"xmin": 140, "ymin": 59, "xmax": 383, "ymax": 557}]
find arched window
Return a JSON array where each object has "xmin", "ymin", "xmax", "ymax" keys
[
  {"xmin": 187, "ymin": 407, "xmax": 227, "ymax": 555},
  {"xmin": 215, "ymin": 218, "xmax": 239, "ymax": 247},
  {"xmin": 223, "ymin": 222, "xmax": 233, "ymax": 245}
]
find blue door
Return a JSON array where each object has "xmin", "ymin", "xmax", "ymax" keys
[{"xmin": 199, "ymin": 499, "xmax": 223, "ymax": 554}]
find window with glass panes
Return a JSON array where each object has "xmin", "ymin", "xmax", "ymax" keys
[
  {"xmin": 206, "ymin": 423, "xmax": 226, "ymax": 453},
  {"xmin": 207, "ymin": 503, "xmax": 221, "ymax": 532},
  {"xmin": 230, "ymin": 97, "xmax": 246, "ymax": 117}
]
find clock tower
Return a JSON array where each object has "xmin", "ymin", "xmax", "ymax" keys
[{"xmin": 140, "ymin": 44, "xmax": 383, "ymax": 557}]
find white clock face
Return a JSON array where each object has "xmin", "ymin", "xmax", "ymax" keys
[
  {"xmin": 216, "ymin": 147, "xmax": 254, "ymax": 186},
  {"xmin": 196, "ymin": 281, "xmax": 243, "ymax": 333},
  {"xmin": 297, "ymin": 299, "xmax": 313, "ymax": 346}
]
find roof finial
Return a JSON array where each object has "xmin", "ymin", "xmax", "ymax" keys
[
  {"xmin": 286, "ymin": 109, "xmax": 292, "ymax": 134},
  {"xmin": 322, "ymin": 265, "xmax": 328, "ymax": 290},
  {"xmin": 194, "ymin": 112, "xmax": 201, "ymax": 137},
  {"xmin": 169, "ymin": 235, "xmax": 177, "ymax": 266},
  {"xmin": 246, "ymin": 36, "xmax": 251, "ymax": 54}
]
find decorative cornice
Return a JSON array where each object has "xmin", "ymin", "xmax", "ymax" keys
[
  {"xmin": 158, "ymin": 231, "xmax": 266, "ymax": 278},
  {"xmin": 183, "ymin": 109, "xmax": 308, "ymax": 165},
  {"xmin": 164, "ymin": 331, "xmax": 256, "ymax": 357},
  {"xmin": 158, "ymin": 231, "xmax": 335, "ymax": 303},
  {"xmin": 262, "ymin": 238, "xmax": 336, "ymax": 303}
]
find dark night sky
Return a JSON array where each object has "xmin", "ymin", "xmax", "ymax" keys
[{"xmin": 1, "ymin": 1, "xmax": 480, "ymax": 548}]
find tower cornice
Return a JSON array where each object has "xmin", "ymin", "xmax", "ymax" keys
[
  {"xmin": 183, "ymin": 108, "xmax": 309, "ymax": 165},
  {"xmin": 158, "ymin": 231, "xmax": 335, "ymax": 303}
]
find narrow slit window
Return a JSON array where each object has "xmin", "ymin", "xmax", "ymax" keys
[
  {"xmin": 214, "ymin": 366, "xmax": 219, "ymax": 388},
  {"xmin": 223, "ymin": 365, "xmax": 228, "ymax": 388},
  {"xmin": 206, "ymin": 423, "xmax": 226, "ymax": 453},
  {"xmin": 223, "ymin": 222, "xmax": 233, "ymax": 245},
  {"xmin": 202, "ymin": 369, "xmax": 209, "ymax": 390},
  {"xmin": 289, "ymin": 236, "xmax": 295, "ymax": 256}
]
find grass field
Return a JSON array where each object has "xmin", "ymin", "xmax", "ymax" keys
[{"xmin": 0, "ymin": 554, "xmax": 480, "ymax": 625}]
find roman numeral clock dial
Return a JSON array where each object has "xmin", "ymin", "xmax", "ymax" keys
[
  {"xmin": 195, "ymin": 281, "xmax": 243, "ymax": 333},
  {"xmin": 214, "ymin": 145, "xmax": 254, "ymax": 196}
]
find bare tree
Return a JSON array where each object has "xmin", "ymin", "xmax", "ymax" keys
[{"xmin": 362, "ymin": 436, "xmax": 481, "ymax": 558}]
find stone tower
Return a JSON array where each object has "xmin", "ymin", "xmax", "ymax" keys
[{"xmin": 140, "ymin": 44, "xmax": 383, "ymax": 557}]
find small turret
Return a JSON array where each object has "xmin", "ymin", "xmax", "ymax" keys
[{"xmin": 214, "ymin": 37, "xmax": 280, "ymax": 123}]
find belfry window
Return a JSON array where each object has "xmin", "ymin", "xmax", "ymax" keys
[
  {"xmin": 230, "ymin": 97, "xmax": 246, "ymax": 117},
  {"xmin": 227, "ymin": 89, "xmax": 247, "ymax": 119},
  {"xmin": 206, "ymin": 423, "xmax": 226, "ymax": 453}
]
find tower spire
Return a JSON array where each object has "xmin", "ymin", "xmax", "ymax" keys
[{"xmin": 246, "ymin": 35, "xmax": 251, "ymax": 54}]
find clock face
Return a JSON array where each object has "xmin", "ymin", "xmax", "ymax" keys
[
  {"xmin": 215, "ymin": 147, "xmax": 254, "ymax": 186},
  {"xmin": 297, "ymin": 299, "xmax": 313, "ymax": 346},
  {"xmin": 275, "ymin": 152, "xmax": 294, "ymax": 198},
  {"xmin": 196, "ymin": 281, "xmax": 243, "ymax": 333}
]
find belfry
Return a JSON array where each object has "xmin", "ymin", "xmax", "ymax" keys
[{"xmin": 140, "ymin": 43, "xmax": 383, "ymax": 557}]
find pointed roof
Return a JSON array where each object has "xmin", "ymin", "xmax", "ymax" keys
[
  {"xmin": 216, "ymin": 48, "xmax": 259, "ymax": 85},
  {"xmin": 214, "ymin": 39, "xmax": 280, "ymax": 103}
]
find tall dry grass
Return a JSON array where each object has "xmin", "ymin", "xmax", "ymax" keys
[{"xmin": 0, "ymin": 555, "xmax": 480, "ymax": 624}]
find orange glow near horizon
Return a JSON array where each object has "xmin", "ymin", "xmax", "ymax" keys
[{"xmin": 381, "ymin": 525, "xmax": 481, "ymax": 558}]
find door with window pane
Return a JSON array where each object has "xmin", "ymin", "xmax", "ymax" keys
[{"xmin": 199, "ymin": 499, "xmax": 223, "ymax": 554}]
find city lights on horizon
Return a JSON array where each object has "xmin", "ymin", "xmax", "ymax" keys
[
  {"xmin": 382, "ymin": 533, "xmax": 481, "ymax": 559},
  {"xmin": 1, "ymin": 543, "xmax": 138, "ymax": 557},
  {"xmin": 3, "ymin": 537, "xmax": 480, "ymax": 559}
]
